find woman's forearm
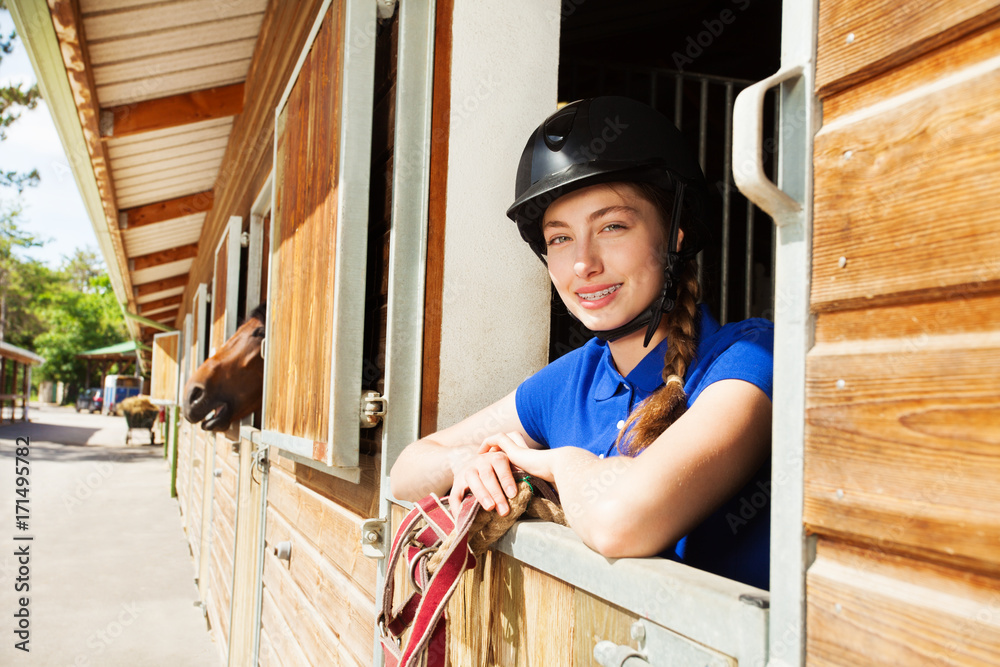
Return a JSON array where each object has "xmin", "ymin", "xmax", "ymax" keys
[
  {"xmin": 388, "ymin": 439, "xmax": 477, "ymax": 501},
  {"xmin": 547, "ymin": 448, "xmax": 682, "ymax": 558}
]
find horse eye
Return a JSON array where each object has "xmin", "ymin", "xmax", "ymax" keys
[{"xmin": 252, "ymin": 327, "xmax": 265, "ymax": 338}]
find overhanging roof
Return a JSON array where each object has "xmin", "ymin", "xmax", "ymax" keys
[
  {"xmin": 0, "ymin": 342, "xmax": 44, "ymax": 366},
  {"xmin": 9, "ymin": 0, "xmax": 266, "ymax": 349},
  {"xmin": 77, "ymin": 340, "xmax": 138, "ymax": 359}
]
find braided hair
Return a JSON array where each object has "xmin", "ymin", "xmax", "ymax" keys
[{"xmin": 614, "ymin": 183, "xmax": 703, "ymax": 456}]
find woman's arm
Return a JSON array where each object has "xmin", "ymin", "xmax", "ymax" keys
[
  {"xmin": 388, "ymin": 389, "xmax": 542, "ymax": 513},
  {"xmin": 488, "ymin": 379, "xmax": 771, "ymax": 558}
]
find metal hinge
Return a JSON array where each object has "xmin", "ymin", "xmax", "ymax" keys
[
  {"xmin": 252, "ymin": 439, "xmax": 269, "ymax": 474},
  {"xmin": 360, "ymin": 517, "xmax": 388, "ymax": 559},
  {"xmin": 360, "ymin": 390, "xmax": 387, "ymax": 428}
]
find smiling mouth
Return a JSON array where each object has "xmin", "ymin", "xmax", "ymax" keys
[{"xmin": 577, "ymin": 284, "xmax": 622, "ymax": 301}]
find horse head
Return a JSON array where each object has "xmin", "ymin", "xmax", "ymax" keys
[{"xmin": 183, "ymin": 302, "xmax": 266, "ymax": 431}]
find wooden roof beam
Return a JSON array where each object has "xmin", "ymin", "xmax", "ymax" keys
[
  {"xmin": 138, "ymin": 295, "xmax": 183, "ymax": 314},
  {"xmin": 151, "ymin": 308, "xmax": 180, "ymax": 324},
  {"xmin": 100, "ymin": 82, "xmax": 245, "ymax": 139},
  {"xmin": 131, "ymin": 243, "xmax": 198, "ymax": 271},
  {"xmin": 120, "ymin": 190, "xmax": 214, "ymax": 229},
  {"xmin": 135, "ymin": 274, "xmax": 188, "ymax": 298}
]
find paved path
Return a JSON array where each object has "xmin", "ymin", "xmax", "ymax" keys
[{"xmin": 0, "ymin": 404, "xmax": 220, "ymax": 666}]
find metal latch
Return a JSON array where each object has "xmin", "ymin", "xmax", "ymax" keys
[
  {"xmin": 360, "ymin": 390, "xmax": 387, "ymax": 428},
  {"xmin": 594, "ymin": 621, "xmax": 649, "ymax": 666},
  {"xmin": 376, "ymin": 0, "xmax": 397, "ymax": 20},
  {"xmin": 360, "ymin": 517, "xmax": 388, "ymax": 559}
]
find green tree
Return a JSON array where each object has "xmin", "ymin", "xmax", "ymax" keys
[
  {"xmin": 61, "ymin": 247, "xmax": 103, "ymax": 293},
  {"xmin": 0, "ymin": 200, "xmax": 42, "ymax": 344},
  {"xmin": 34, "ymin": 270, "xmax": 127, "ymax": 395},
  {"xmin": 4, "ymin": 253, "xmax": 58, "ymax": 349},
  {"xmin": 0, "ymin": 0, "xmax": 41, "ymax": 192}
]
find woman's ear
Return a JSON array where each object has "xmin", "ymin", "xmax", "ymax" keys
[{"xmin": 676, "ymin": 228, "xmax": 685, "ymax": 253}]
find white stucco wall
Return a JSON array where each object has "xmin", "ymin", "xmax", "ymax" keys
[{"xmin": 436, "ymin": 0, "xmax": 560, "ymax": 428}]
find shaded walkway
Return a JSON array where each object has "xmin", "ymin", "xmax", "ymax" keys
[{"xmin": 0, "ymin": 404, "xmax": 219, "ymax": 666}]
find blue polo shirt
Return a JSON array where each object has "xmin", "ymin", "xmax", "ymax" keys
[{"xmin": 515, "ymin": 305, "xmax": 773, "ymax": 589}]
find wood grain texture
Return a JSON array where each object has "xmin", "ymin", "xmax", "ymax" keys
[
  {"xmin": 812, "ymin": 58, "xmax": 1000, "ymax": 311},
  {"xmin": 123, "ymin": 191, "xmax": 214, "ymax": 229},
  {"xmin": 447, "ymin": 551, "xmax": 575, "ymax": 665},
  {"xmin": 176, "ymin": 420, "xmax": 191, "ymax": 518},
  {"xmin": 265, "ymin": 463, "xmax": 377, "ymax": 598},
  {"xmin": 823, "ymin": 21, "xmax": 1000, "ymax": 122},
  {"xmin": 140, "ymin": 294, "xmax": 184, "ymax": 314},
  {"xmin": 806, "ymin": 539, "xmax": 1000, "ymax": 665},
  {"xmin": 212, "ymin": 232, "xmax": 228, "ymax": 351},
  {"xmin": 271, "ymin": 449, "xmax": 380, "ymax": 522},
  {"xmin": 102, "ymin": 82, "xmax": 244, "ymax": 138},
  {"xmin": 135, "ymin": 274, "xmax": 189, "ymax": 297},
  {"xmin": 261, "ymin": 524, "xmax": 364, "ymax": 667},
  {"xmin": 183, "ymin": 0, "xmax": 323, "ymax": 320},
  {"xmin": 150, "ymin": 332, "xmax": 178, "ymax": 402},
  {"xmin": 816, "ymin": 0, "xmax": 1000, "ymax": 96},
  {"xmin": 420, "ymin": 0, "xmax": 454, "ymax": 437},
  {"xmin": 260, "ymin": 582, "xmax": 311, "ymax": 667},
  {"xmin": 265, "ymin": 505, "xmax": 375, "ymax": 665},
  {"xmin": 264, "ymin": 4, "xmax": 342, "ymax": 443},
  {"xmin": 229, "ymin": 437, "xmax": 263, "ymax": 667},
  {"xmin": 131, "ymin": 243, "xmax": 198, "ymax": 271},
  {"xmin": 814, "ymin": 293, "xmax": 1000, "ymax": 344},
  {"xmin": 196, "ymin": 431, "xmax": 217, "ymax": 601},
  {"xmin": 805, "ymin": 335, "xmax": 1000, "ymax": 575},
  {"xmin": 573, "ymin": 588, "xmax": 639, "ymax": 664}
]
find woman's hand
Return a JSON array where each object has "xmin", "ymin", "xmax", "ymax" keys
[
  {"xmin": 448, "ymin": 440, "xmax": 519, "ymax": 516},
  {"xmin": 479, "ymin": 431, "xmax": 558, "ymax": 483}
]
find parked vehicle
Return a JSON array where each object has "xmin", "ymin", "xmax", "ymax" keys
[
  {"xmin": 102, "ymin": 375, "xmax": 141, "ymax": 415},
  {"xmin": 74, "ymin": 388, "xmax": 103, "ymax": 413}
]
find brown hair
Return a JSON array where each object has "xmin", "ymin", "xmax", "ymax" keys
[{"xmin": 612, "ymin": 183, "xmax": 702, "ymax": 456}]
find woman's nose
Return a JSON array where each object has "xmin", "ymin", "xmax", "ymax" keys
[{"xmin": 573, "ymin": 240, "xmax": 602, "ymax": 277}]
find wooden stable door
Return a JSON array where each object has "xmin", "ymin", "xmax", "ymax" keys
[{"xmin": 803, "ymin": 1, "xmax": 1000, "ymax": 664}]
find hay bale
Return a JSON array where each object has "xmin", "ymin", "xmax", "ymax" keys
[{"xmin": 120, "ymin": 395, "xmax": 157, "ymax": 417}]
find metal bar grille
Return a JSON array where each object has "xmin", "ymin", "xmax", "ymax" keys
[{"xmin": 562, "ymin": 61, "xmax": 780, "ymax": 331}]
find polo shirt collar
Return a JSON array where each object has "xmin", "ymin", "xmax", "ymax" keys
[
  {"xmin": 592, "ymin": 305, "xmax": 717, "ymax": 401},
  {"xmin": 592, "ymin": 335, "xmax": 671, "ymax": 401}
]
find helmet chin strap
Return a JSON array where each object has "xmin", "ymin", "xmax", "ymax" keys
[{"xmin": 590, "ymin": 182, "xmax": 687, "ymax": 348}]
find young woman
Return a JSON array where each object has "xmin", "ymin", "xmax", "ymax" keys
[{"xmin": 390, "ymin": 96, "xmax": 773, "ymax": 589}]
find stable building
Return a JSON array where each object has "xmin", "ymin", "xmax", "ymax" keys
[{"xmin": 10, "ymin": 0, "xmax": 1000, "ymax": 665}]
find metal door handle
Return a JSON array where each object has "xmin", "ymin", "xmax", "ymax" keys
[{"xmin": 732, "ymin": 64, "xmax": 804, "ymax": 223}]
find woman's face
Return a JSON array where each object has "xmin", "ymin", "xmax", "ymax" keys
[{"xmin": 542, "ymin": 183, "xmax": 670, "ymax": 334}]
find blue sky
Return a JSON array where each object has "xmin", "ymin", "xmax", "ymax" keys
[{"xmin": 0, "ymin": 9, "xmax": 99, "ymax": 269}]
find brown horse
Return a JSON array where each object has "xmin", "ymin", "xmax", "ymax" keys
[{"xmin": 183, "ymin": 302, "xmax": 266, "ymax": 431}]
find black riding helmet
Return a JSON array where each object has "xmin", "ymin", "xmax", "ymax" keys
[{"xmin": 505, "ymin": 96, "xmax": 709, "ymax": 346}]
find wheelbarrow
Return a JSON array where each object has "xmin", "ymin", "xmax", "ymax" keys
[{"xmin": 124, "ymin": 408, "xmax": 158, "ymax": 445}]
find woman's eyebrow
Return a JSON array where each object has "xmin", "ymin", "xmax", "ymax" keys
[
  {"xmin": 588, "ymin": 205, "xmax": 638, "ymax": 222},
  {"xmin": 541, "ymin": 219, "xmax": 569, "ymax": 231}
]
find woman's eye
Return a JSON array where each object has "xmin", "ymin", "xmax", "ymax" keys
[
  {"xmin": 546, "ymin": 235, "xmax": 570, "ymax": 246},
  {"xmin": 602, "ymin": 222, "xmax": 627, "ymax": 232}
]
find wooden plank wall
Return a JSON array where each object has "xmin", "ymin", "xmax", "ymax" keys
[
  {"xmin": 387, "ymin": 500, "xmax": 731, "ymax": 665},
  {"xmin": 264, "ymin": 4, "xmax": 342, "ymax": 443},
  {"xmin": 196, "ymin": 429, "xmax": 217, "ymax": 600},
  {"xmin": 205, "ymin": 434, "xmax": 240, "ymax": 662},
  {"xmin": 183, "ymin": 0, "xmax": 326, "ymax": 315},
  {"xmin": 255, "ymin": 5, "xmax": 397, "ymax": 664},
  {"xmin": 228, "ymin": 433, "xmax": 265, "ymax": 666},
  {"xmin": 151, "ymin": 332, "xmax": 179, "ymax": 403},
  {"xmin": 807, "ymin": 2, "xmax": 1000, "ymax": 664}
]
